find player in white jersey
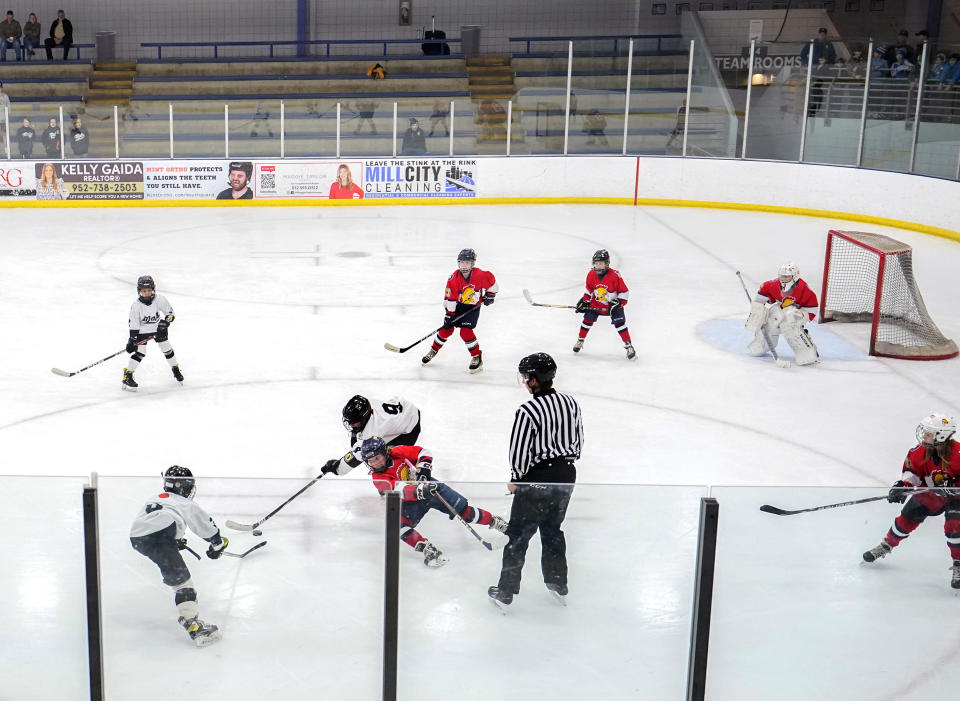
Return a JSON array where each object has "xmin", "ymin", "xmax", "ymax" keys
[
  {"xmin": 320, "ymin": 394, "xmax": 422, "ymax": 476},
  {"xmin": 129, "ymin": 466, "xmax": 229, "ymax": 647},
  {"xmin": 123, "ymin": 274, "xmax": 182, "ymax": 392}
]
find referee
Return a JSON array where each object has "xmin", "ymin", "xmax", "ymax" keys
[{"xmin": 489, "ymin": 352, "xmax": 583, "ymax": 609}]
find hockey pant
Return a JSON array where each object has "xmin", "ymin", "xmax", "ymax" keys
[
  {"xmin": 430, "ymin": 305, "xmax": 481, "ymax": 357},
  {"xmin": 579, "ymin": 307, "xmax": 631, "ymax": 343},
  {"xmin": 398, "ymin": 482, "xmax": 494, "ymax": 549},
  {"xmin": 747, "ymin": 304, "xmax": 818, "ymax": 365},
  {"xmin": 128, "ymin": 332, "xmax": 179, "ymax": 371},
  {"xmin": 883, "ymin": 498, "xmax": 960, "ymax": 560},
  {"xmin": 131, "ymin": 523, "xmax": 200, "ymax": 620}
]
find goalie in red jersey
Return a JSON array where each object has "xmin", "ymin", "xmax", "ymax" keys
[
  {"xmin": 351, "ymin": 436, "xmax": 507, "ymax": 568},
  {"xmin": 862, "ymin": 413, "xmax": 960, "ymax": 589},
  {"xmin": 574, "ymin": 249, "xmax": 636, "ymax": 360},
  {"xmin": 744, "ymin": 262, "xmax": 819, "ymax": 365},
  {"xmin": 421, "ymin": 248, "xmax": 498, "ymax": 374}
]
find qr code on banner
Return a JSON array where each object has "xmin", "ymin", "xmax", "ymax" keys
[{"xmin": 260, "ymin": 172, "xmax": 276, "ymax": 190}]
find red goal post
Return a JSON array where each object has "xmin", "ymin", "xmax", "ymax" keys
[{"xmin": 819, "ymin": 230, "xmax": 958, "ymax": 360}]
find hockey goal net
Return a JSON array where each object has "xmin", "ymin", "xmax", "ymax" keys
[{"xmin": 820, "ymin": 230, "xmax": 957, "ymax": 360}]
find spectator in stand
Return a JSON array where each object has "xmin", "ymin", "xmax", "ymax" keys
[
  {"xmin": 35, "ymin": 162, "xmax": 68, "ymax": 200},
  {"xmin": 847, "ymin": 46, "xmax": 866, "ymax": 79},
  {"xmin": 69, "ymin": 116, "xmax": 88, "ymax": 156},
  {"xmin": 833, "ymin": 57, "xmax": 849, "ymax": 79},
  {"xmin": 328, "ymin": 164, "xmax": 364, "ymax": 199},
  {"xmin": 0, "ymin": 10, "xmax": 23, "ymax": 61},
  {"xmin": 44, "ymin": 9, "xmax": 72, "ymax": 61},
  {"xmin": 890, "ymin": 49, "xmax": 914, "ymax": 79},
  {"xmin": 885, "ymin": 30, "xmax": 914, "ymax": 65},
  {"xmin": 870, "ymin": 46, "xmax": 889, "ymax": 78},
  {"xmin": 0, "ymin": 81, "xmax": 10, "ymax": 116},
  {"xmin": 22, "ymin": 12, "xmax": 40, "ymax": 59},
  {"xmin": 42, "ymin": 117, "xmax": 60, "ymax": 157},
  {"xmin": 938, "ymin": 54, "xmax": 960, "ymax": 90},
  {"xmin": 808, "ymin": 56, "xmax": 832, "ymax": 117},
  {"xmin": 914, "ymin": 30, "xmax": 930, "ymax": 64},
  {"xmin": 401, "ymin": 117, "xmax": 427, "ymax": 156},
  {"xmin": 930, "ymin": 52, "xmax": 947, "ymax": 81},
  {"xmin": 17, "ymin": 117, "xmax": 35, "ymax": 158},
  {"xmin": 800, "ymin": 27, "xmax": 836, "ymax": 66}
]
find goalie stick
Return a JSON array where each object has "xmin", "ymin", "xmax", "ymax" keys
[
  {"xmin": 383, "ymin": 301, "xmax": 482, "ymax": 353},
  {"xmin": 225, "ymin": 473, "xmax": 326, "ymax": 532},
  {"xmin": 223, "ymin": 541, "xmax": 268, "ymax": 558},
  {"xmin": 51, "ymin": 335, "xmax": 155, "ymax": 377},
  {"xmin": 435, "ymin": 490, "xmax": 504, "ymax": 551},
  {"xmin": 735, "ymin": 271, "xmax": 791, "ymax": 368},
  {"xmin": 522, "ymin": 288, "xmax": 577, "ymax": 309},
  {"xmin": 760, "ymin": 488, "xmax": 937, "ymax": 516}
]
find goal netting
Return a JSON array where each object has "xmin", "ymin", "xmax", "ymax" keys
[{"xmin": 819, "ymin": 230, "xmax": 958, "ymax": 360}]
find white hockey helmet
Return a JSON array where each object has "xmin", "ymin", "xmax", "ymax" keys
[
  {"xmin": 778, "ymin": 262, "xmax": 800, "ymax": 283},
  {"xmin": 916, "ymin": 413, "xmax": 957, "ymax": 445}
]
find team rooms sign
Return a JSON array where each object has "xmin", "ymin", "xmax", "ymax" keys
[{"xmin": 49, "ymin": 161, "xmax": 145, "ymax": 200}]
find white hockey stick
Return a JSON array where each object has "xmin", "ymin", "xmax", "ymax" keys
[
  {"xmin": 735, "ymin": 271, "xmax": 791, "ymax": 368},
  {"xmin": 522, "ymin": 288, "xmax": 577, "ymax": 309}
]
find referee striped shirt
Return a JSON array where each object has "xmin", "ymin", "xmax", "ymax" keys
[{"xmin": 508, "ymin": 388, "xmax": 584, "ymax": 482}]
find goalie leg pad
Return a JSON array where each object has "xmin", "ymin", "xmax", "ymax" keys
[
  {"xmin": 745, "ymin": 301, "xmax": 768, "ymax": 332},
  {"xmin": 781, "ymin": 310, "xmax": 819, "ymax": 365}
]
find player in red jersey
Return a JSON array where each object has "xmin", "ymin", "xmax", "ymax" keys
[
  {"xmin": 862, "ymin": 414, "xmax": 960, "ymax": 589},
  {"xmin": 348, "ymin": 437, "xmax": 507, "ymax": 567},
  {"xmin": 744, "ymin": 262, "xmax": 819, "ymax": 365},
  {"xmin": 421, "ymin": 248, "xmax": 498, "ymax": 374},
  {"xmin": 573, "ymin": 249, "xmax": 635, "ymax": 360}
]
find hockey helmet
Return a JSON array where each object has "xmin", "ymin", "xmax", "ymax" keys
[
  {"xmin": 592, "ymin": 249, "xmax": 610, "ymax": 272},
  {"xmin": 342, "ymin": 395, "xmax": 372, "ymax": 431},
  {"xmin": 518, "ymin": 352, "xmax": 557, "ymax": 386},
  {"xmin": 360, "ymin": 436, "xmax": 389, "ymax": 472},
  {"xmin": 163, "ymin": 465, "xmax": 196, "ymax": 499},
  {"xmin": 228, "ymin": 161, "xmax": 253, "ymax": 180},
  {"xmin": 916, "ymin": 413, "xmax": 957, "ymax": 446},
  {"xmin": 137, "ymin": 275, "xmax": 156, "ymax": 304},
  {"xmin": 778, "ymin": 262, "xmax": 800, "ymax": 284}
]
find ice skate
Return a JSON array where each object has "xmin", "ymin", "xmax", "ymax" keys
[
  {"xmin": 122, "ymin": 369, "xmax": 138, "ymax": 392},
  {"xmin": 546, "ymin": 583, "xmax": 568, "ymax": 606},
  {"xmin": 573, "ymin": 339, "xmax": 584, "ymax": 353},
  {"xmin": 421, "ymin": 347, "xmax": 438, "ymax": 365},
  {"xmin": 178, "ymin": 616, "xmax": 221, "ymax": 647},
  {"xmin": 862, "ymin": 541, "xmax": 892, "ymax": 563},
  {"xmin": 952, "ymin": 560, "xmax": 960, "ymax": 590},
  {"xmin": 624, "ymin": 342, "xmax": 636, "ymax": 360},
  {"xmin": 468, "ymin": 351, "xmax": 483, "ymax": 374},
  {"xmin": 172, "ymin": 365, "xmax": 183, "ymax": 383},
  {"xmin": 415, "ymin": 541, "xmax": 447, "ymax": 568},
  {"xmin": 487, "ymin": 585, "xmax": 512, "ymax": 613},
  {"xmin": 488, "ymin": 515, "xmax": 508, "ymax": 534}
]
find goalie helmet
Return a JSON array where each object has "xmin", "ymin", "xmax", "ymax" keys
[
  {"xmin": 518, "ymin": 352, "xmax": 557, "ymax": 386},
  {"xmin": 360, "ymin": 436, "xmax": 389, "ymax": 472},
  {"xmin": 163, "ymin": 465, "xmax": 196, "ymax": 500},
  {"xmin": 778, "ymin": 263, "xmax": 800, "ymax": 284},
  {"xmin": 916, "ymin": 413, "xmax": 957, "ymax": 445},
  {"xmin": 342, "ymin": 395, "xmax": 372, "ymax": 431}
]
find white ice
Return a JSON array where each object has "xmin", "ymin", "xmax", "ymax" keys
[{"xmin": 1, "ymin": 205, "xmax": 959, "ymax": 700}]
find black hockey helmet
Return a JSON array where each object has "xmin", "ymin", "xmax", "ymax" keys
[
  {"xmin": 457, "ymin": 248, "xmax": 477, "ymax": 263},
  {"xmin": 228, "ymin": 161, "xmax": 253, "ymax": 179},
  {"xmin": 518, "ymin": 352, "xmax": 557, "ymax": 386},
  {"xmin": 360, "ymin": 436, "xmax": 389, "ymax": 472},
  {"xmin": 163, "ymin": 465, "xmax": 196, "ymax": 499},
  {"xmin": 592, "ymin": 249, "xmax": 610, "ymax": 265},
  {"xmin": 342, "ymin": 395, "xmax": 372, "ymax": 431},
  {"xmin": 137, "ymin": 275, "xmax": 155, "ymax": 291}
]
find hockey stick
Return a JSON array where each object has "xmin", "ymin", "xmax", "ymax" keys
[
  {"xmin": 434, "ymin": 490, "xmax": 503, "ymax": 551},
  {"xmin": 51, "ymin": 335, "xmax": 155, "ymax": 377},
  {"xmin": 225, "ymin": 473, "xmax": 326, "ymax": 532},
  {"xmin": 522, "ymin": 288, "xmax": 577, "ymax": 309},
  {"xmin": 759, "ymin": 489, "xmax": 935, "ymax": 516},
  {"xmin": 180, "ymin": 542, "xmax": 201, "ymax": 560},
  {"xmin": 222, "ymin": 541, "xmax": 268, "ymax": 558},
  {"xmin": 735, "ymin": 271, "xmax": 791, "ymax": 368},
  {"xmin": 383, "ymin": 301, "xmax": 483, "ymax": 353}
]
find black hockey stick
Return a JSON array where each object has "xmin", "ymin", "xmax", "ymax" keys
[
  {"xmin": 384, "ymin": 302, "xmax": 483, "ymax": 353},
  {"xmin": 736, "ymin": 271, "xmax": 791, "ymax": 368},
  {"xmin": 223, "ymin": 541, "xmax": 268, "ymax": 558},
  {"xmin": 522, "ymin": 288, "xmax": 577, "ymax": 310},
  {"xmin": 180, "ymin": 542, "xmax": 201, "ymax": 560},
  {"xmin": 435, "ymin": 490, "xmax": 504, "ymax": 551},
  {"xmin": 759, "ymin": 489, "xmax": 936, "ymax": 516},
  {"xmin": 225, "ymin": 473, "xmax": 326, "ymax": 532},
  {"xmin": 51, "ymin": 335, "xmax": 155, "ymax": 377}
]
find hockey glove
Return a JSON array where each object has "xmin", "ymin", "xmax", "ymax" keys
[
  {"xmin": 414, "ymin": 482, "xmax": 439, "ymax": 500},
  {"xmin": 482, "ymin": 293, "xmax": 496, "ymax": 306},
  {"xmin": 887, "ymin": 480, "xmax": 910, "ymax": 504},
  {"xmin": 607, "ymin": 299, "xmax": 623, "ymax": 314},
  {"xmin": 441, "ymin": 314, "xmax": 456, "ymax": 330},
  {"xmin": 415, "ymin": 462, "xmax": 433, "ymax": 482},
  {"xmin": 176, "ymin": 538, "xmax": 189, "ymax": 551},
  {"xmin": 206, "ymin": 536, "xmax": 228, "ymax": 560},
  {"xmin": 575, "ymin": 298, "xmax": 590, "ymax": 314},
  {"xmin": 125, "ymin": 336, "xmax": 139, "ymax": 354},
  {"xmin": 321, "ymin": 458, "xmax": 341, "ymax": 476},
  {"xmin": 932, "ymin": 471, "xmax": 955, "ymax": 498}
]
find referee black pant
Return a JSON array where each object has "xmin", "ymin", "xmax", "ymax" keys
[{"xmin": 498, "ymin": 467, "xmax": 574, "ymax": 595}]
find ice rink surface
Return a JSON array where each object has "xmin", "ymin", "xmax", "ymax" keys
[{"xmin": 2, "ymin": 204, "xmax": 959, "ymax": 700}]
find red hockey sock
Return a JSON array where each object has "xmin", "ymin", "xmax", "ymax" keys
[
  {"xmin": 944, "ymin": 517, "xmax": 960, "ymax": 559},
  {"xmin": 886, "ymin": 514, "xmax": 922, "ymax": 546},
  {"xmin": 618, "ymin": 329, "xmax": 632, "ymax": 343},
  {"xmin": 459, "ymin": 506, "xmax": 492, "ymax": 525},
  {"xmin": 401, "ymin": 529, "xmax": 427, "ymax": 549}
]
